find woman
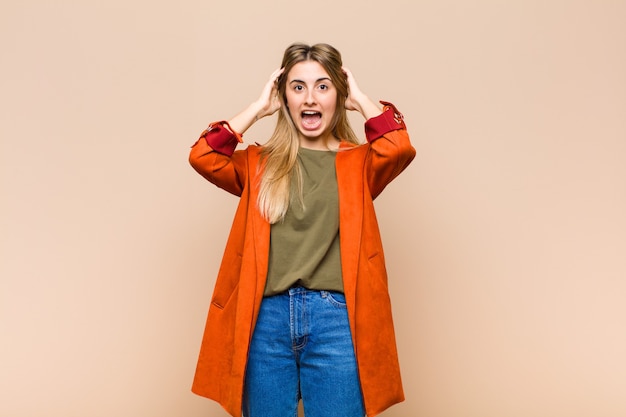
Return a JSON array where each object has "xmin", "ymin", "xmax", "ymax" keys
[{"xmin": 189, "ymin": 43, "xmax": 415, "ymax": 417}]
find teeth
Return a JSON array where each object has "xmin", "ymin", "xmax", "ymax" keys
[{"xmin": 303, "ymin": 111, "xmax": 320, "ymax": 115}]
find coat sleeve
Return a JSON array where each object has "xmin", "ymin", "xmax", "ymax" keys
[
  {"xmin": 188, "ymin": 122, "xmax": 249, "ymax": 197},
  {"xmin": 364, "ymin": 102, "xmax": 416, "ymax": 199}
]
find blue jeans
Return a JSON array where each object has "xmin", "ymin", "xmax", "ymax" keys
[{"xmin": 243, "ymin": 287, "xmax": 365, "ymax": 417}]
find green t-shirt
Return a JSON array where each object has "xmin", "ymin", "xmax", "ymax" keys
[{"xmin": 264, "ymin": 147, "xmax": 343, "ymax": 296}]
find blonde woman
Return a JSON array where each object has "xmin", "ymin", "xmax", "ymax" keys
[{"xmin": 189, "ymin": 43, "xmax": 415, "ymax": 417}]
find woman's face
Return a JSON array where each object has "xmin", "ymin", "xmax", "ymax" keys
[{"xmin": 284, "ymin": 60, "xmax": 338, "ymax": 149}]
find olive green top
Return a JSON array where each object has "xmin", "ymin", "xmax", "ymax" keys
[{"xmin": 264, "ymin": 147, "xmax": 343, "ymax": 296}]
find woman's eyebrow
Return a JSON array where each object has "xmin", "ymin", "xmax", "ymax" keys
[{"xmin": 289, "ymin": 77, "xmax": 332, "ymax": 84}]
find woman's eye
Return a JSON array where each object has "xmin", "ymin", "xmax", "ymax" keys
[
  {"xmin": 294, "ymin": 85, "xmax": 304, "ymax": 91},
  {"xmin": 319, "ymin": 84, "xmax": 327, "ymax": 90}
]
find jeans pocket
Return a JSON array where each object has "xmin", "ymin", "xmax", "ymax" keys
[{"xmin": 321, "ymin": 290, "xmax": 347, "ymax": 308}]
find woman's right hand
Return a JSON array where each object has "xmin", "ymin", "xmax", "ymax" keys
[
  {"xmin": 254, "ymin": 68, "xmax": 284, "ymax": 120},
  {"xmin": 226, "ymin": 68, "xmax": 284, "ymax": 136}
]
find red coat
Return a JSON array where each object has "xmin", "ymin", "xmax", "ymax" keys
[{"xmin": 189, "ymin": 103, "xmax": 416, "ymax": 417}]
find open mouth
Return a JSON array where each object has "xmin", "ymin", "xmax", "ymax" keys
[{"xmin": 301, "ymin": 111, "xmax": 322, "ymax": 130}]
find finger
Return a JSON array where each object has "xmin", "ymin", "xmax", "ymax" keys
[
  {"xmin": 270, "ymin": 68, "xmax": 285, "ymax": 83},
  {"xmin": 342, "ymin": 67, "xmax": 357, "ymax": 90}
]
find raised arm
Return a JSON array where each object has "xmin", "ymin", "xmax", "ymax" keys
[
  {"xmin": 228, "ymin": 68, "xmax": 284, "ymax": 135},
  {"xmin": 189, "ymin": 69, "xmax": 284, "ymax": 196},
  {"xmin": 343, "ymin": 67, "xmax": 416, "ymax": 198}
]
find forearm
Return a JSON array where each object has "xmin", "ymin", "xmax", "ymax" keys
[
  {"xmin": 352, "ymin": 92, "xmax": 383, "ymax": 121},
  {"xmin": 227, "ymin": 101, "xmax": 265, "ymax": 136},
  {"xmin": 228, "ymin": 67, "xmax": 284, "ymax": 135}
]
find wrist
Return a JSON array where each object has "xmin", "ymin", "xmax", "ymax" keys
[
  {"xmin": 229, "ymin": 103, "xmax": 263, "ymax": 135},
  {"xmin": 249, "ymin": 101, "xmax": 265, "ymax": 118},
  {"xmin": 355, "ymin": 95, "xmax": 382, "ymax": 120}
]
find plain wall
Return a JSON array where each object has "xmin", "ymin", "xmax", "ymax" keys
[{"xmin": 1, "ymin": 1, "xmax": 625, "ymax": 416}]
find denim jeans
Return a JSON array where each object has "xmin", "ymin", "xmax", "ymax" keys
[{"xmin": 243, "ymin": 287, "xmax": 365, "ymax": 417}]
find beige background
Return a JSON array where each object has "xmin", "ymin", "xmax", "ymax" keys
[{"xmin": 2, "ymin": 1, "xmax": 625, "ymax": 416}]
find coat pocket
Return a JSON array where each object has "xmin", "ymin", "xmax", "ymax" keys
[
  {"xmin": 210, "ymin": 253, "xmax": 243, "ymax": 309},
  {"xmin": 366, "ymin": 251, "xmax": 389, "ymax": 290}
]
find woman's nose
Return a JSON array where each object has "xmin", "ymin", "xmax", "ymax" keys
[{"xmin": 304, "ymin": 90, "xmax": 316, "ymax": 104}]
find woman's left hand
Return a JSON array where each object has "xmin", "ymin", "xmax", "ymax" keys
[{"xmin": 343, "ymin": 67, "xmax": 382, "ymax": 120}]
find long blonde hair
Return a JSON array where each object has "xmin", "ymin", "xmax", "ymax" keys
[{"xmin": 258, "ymin": 43, "xmax": 360, "ymax": 224}]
